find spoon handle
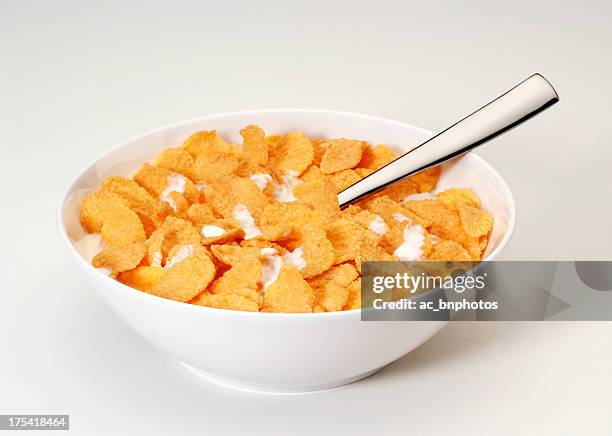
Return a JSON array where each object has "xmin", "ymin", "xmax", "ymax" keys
[{"xmin": 337, "ymin": 73, "xmax": 559, "ymax": 208}]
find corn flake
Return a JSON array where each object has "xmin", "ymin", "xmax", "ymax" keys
[
  {"xmin": 326, "ymin": 219, "xmax": 365, "ymax": 264},
  {"xmin": 294, "ymin": 177, "xmax": 340, "ymax": 220},
  {"xmin": 193, "ymin": 292, "xmax": 259, "ymax": 312},
  {"xmin": 117, "ymin": 266, "xmax": 165, "ymax": 291},
  {"xmin": 320, "ymin": 139, "xmax": 365, "ymax": 174},
  {"xmin": 240, "ymin": 124, "xmax": 268, "ymax": 166},
  {"xmin": 153, "ymin": 147, "xmax": 195, "ymax": 178},
  {"xmin": 210, "ymin": 244, "xmax": 261, "ymax": 266},
  {"xmin": 182, "ymin": 130, "xmax": 239, "ymax": 158},
  {"xmin": 358, "ymin": 144, "xmax": 397, "ymax": 170},
  {"xmin": 267, "ymin": 131, "xmax": 313, "ymax": 175},
  {"xmin": 329, "ymin": 169, "xmax": 361, "ymax": 193},
  {"xmin": 427, "ymin": 240, "xmax": 472, "ymax": 261},
  {"xmin": 308, "ymin": 263, "xmax": 358, "ymax": 312},
  {"xmin": 262, "ymin": 265, "xmax": 314, "ymax": 313},
  {"xmin": 436, "ymin": 188, "xmax": 480, "ymax": 209},
  {"xmin": 343, "ymin": 278, "xmax": 361, "ymax": 310},
  {"xmin": 92, "ymin": 242, "xmax": 146, "ymax": 275},
  {"xmin": 151, "ymin": 245, "xmax": 215, "ymax": 302},
  {"xmin": 203, "ymin": 176, "xmax": 269, "ymax": 219},
  {"xmin": 457, "ymin": 204, "xmax": 493, "ymax": 237}
]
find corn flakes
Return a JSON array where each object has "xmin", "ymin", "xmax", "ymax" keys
[
  {"xmin": 240, "ymin": 124, "xmax": 268, "ymax": 166},
  {"xmin": 294, "ymin": 177, "xmax": 340, "ymax": 220},
  {"xmin": 262, "ymin": 265, "xmax": 314, "ymax": 313},
  {"xmin": 150, "ymin": 245, "xmax": 215, "ymax": 302},
  {"xmin": 343, "ymin": 278, "xmax": 361, "ymax": 310},
  {"xmin": 153, "ymin": 147, "xmax": 195, "ymax": 178},
  {"xmin": 117, "ymin": 266, "xmax": 165, "ymax": 291},
  {"xmin": 267, "ymin": 131, "xmax": 313, "ymax": 175},
  {"xmin": 79, "ymin": 124, "xmax": 493, "ymax": 312},
  {"xmin": 358, "ymin": 144, "xmax": 397, "ymax": 170},
  {"xmin": 320, "ymin": 139, "xmax": 365, "ymax": 174},
  {"xmin": 203, "ymin": 175, "xmax": 269, "ymax": 219},
  {"xmin": 329, "ymin": 169, "xmax": 362, "ymax": 193},
  {"xmin": 193, "ymin": 292, "xmax": 259, "ymax": 312},
  {"xmin": 308, "ymin": 263, "xmax": 358, "ymax": 312},
  {"xmin": 92, "ymin": 242, "xmax": 146, "ymax": 276}
]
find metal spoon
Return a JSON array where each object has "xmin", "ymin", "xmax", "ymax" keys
[{"xmin": 337, "ymin": 73, "xmax": 559, "ymax": 208}]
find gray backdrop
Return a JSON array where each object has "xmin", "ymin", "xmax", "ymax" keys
[{"xmin": 1, "ymin": 1, "xmax": 611, "ymax": 435}]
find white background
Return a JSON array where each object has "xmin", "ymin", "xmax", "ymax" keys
[{"xmin": 1, "ymin": 1, "xmax": 611, "ymax": 434}]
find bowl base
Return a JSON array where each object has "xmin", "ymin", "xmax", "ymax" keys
[{"xmin": 179, "ymin": 362, "xmax": 385, "ymax": 395}]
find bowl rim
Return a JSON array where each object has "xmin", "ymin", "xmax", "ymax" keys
[{"xmin": 56, "ymin": 108, "xmax": 517, "ymax": 319}]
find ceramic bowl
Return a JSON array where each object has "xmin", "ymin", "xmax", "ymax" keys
[{"xmin": 58, "ymin": 110, "xmax": 516, "ymax": 394}]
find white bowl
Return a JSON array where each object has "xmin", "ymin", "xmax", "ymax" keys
[{"xmin": 58, "ymin": 110, "xmax": 516, "ymax": 394}]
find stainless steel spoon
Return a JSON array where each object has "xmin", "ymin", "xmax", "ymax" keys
[{"xmin": 337, "ymin": 73, "xmax": 559, "ymax": 208}]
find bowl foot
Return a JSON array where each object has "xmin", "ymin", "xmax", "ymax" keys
[{"xmin": 178, "ymin": 362, "xmax": 385, "ymax": 395}]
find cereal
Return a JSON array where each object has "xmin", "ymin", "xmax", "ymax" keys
[
  {"xmin": 436, "ymin": 188, "xmax": 480, "ymax": 209},
  {"xmin": 347, "ymin": 209, "xmax": 382, "ymax": 231},
  {"xmin": 294, "ymin": 177, "xmax": 340, "ymax": 219},
  {"xmin": 182, "ymin": 130, "xmax": 239, "ymax": 158},
  {"xmin": 150, "ymin": 245, "xmax": 215, "ymax": 302},
  {"xmin": 377, "ymin": 178, "xmax": 419, "ymax": 201},
  {"xmin": 267, "ymin": 131, "xmax": 313, "ymax": 175},
  {"xmin": 326, "ymin": 219, "xmax": 366, "ymax": 264},
  {"xmin": 209, "ymin": 258, "xmax": 261, "ymax": 296},
  {"xmin": 308, "ymin": 263, "xmax": 358, "ymax": 312},
  {"xmin": 79, "ymin": 124, "xmax": 493, "ymax": 312},
  {"xmin": 409, "ymin": 167, "xmax": 441, "ymax": 193},
  {"xmin": 271, "ymin": 171, "xmax": 302, "ymax": 203},
  {"xmin": 392, "ymin": 223, "xmax": 427, "ymax": 262},
  {"xmin": 329, "ymin": 169, "xmax": 362, "ymax": 193},
  {"xmin": 187, "ymin": 203, "xmax": 217, "ymax": 228},
  {"xmin": 319, "ymin": 139, "xmax": 365, "ymax": 174},
  {"xmin": 203, "ymin": 176, "xmax": 269, "ymax": 220},
  {"xmin": 117, "ymin": 266, "xmax": 165, "ymax": 291},
  {"xmin": 300, "ymin": 165, "xmax": 326, "ymax": 183},
  {"xmin": 355, "ymin": 196, "xmax": 420, "ymax": 253},
  {"xmin": 259, "ymin": 202, "xmax": 334, "ymax": 277},
  {"xmin": 153, "ymin": 147, "xmax": 195, "ymax": 178},
  {"xmin": 297, "ymin": 225, "xmax": 335, "ymax": 278},
  {"xmin": 80, "ymin": 194, "xmax": 145, "ymax": 251},
  {"xmin": 258, "ymin": 203, "xmax": 313, "ymax": 241},
  {"xmin": 99, "ymin": 176, "xmax": 159, "ymax": 232},
  {"xmin": 155, "ymin": 216, "xmax": 202, "ymax": 259},
  {"xmin": 340, "ymin": 204, "xmax": 363, "ymax": 218},
  {"xmin": 92, "ymin": 242, "xmax": 146, "ymax": 276},
  {"xmin": 358, "ymin": 144, "xmax": 397, "ymax": 170},
  {"xmin": 343, "ymin": 278, "xmax": 361, "ymax": 310},
  {"xmin": 404, "ymin": 199, "xmax": 461, "ymax": 239},
  {"xmin": 262, "ymin": 265, "xmax": 314, "ymax": 313},
  {"xmin": 354, "ymin": 230, "xmax": 398, "ymax": 271},
  {"xmin": 134, "ymin": 164, "xmax": 198, "ymax": 210},
  {"xmin": 361, "ymin": 195, "xmax": 401, "ymax": 224},
  {"xmin": 427, "ymin": 240, "xmax": 472, "ymax": 261},
  {"xmin": 355, "ymin": 167, "xmax": 375, "ymax": 178},
  {"xmin": 191, "ymin": 148, "xmax": 244, "ymax": 184},
  {"xmin": 404, "ymin": 198, "xmax": 484, "ymax": 259},
  {"xmin": 240, "ymin": 124, "xmax": 268, "ymax": 166},
  {"xmin": 311, "ymin": 139, "xmax": 328, "ymax": 166},
  {"xmin": 396, "ymin": 205, "xmax": 431, "ymax": 228},
  {"xmin": 210, "ymin": 244, "xmax": 261, "ymax": 266},
  {"xmin": 457, "ymin": 204, "xmax": 493, "ymax": 237},
  {"xmin": 81, "ymin": 192, "xmax": 128, "ymax": 233},
  {"xmin": 249, "ymin": 172, "xmax": 273, "ymax": 191},
  {"xmin": 199, "ymin": 218, "xmax": 244, "ymax": 245},
  {"xmin": 193, "ymin": 292, "xmax": 259, "ymax": 312}
]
